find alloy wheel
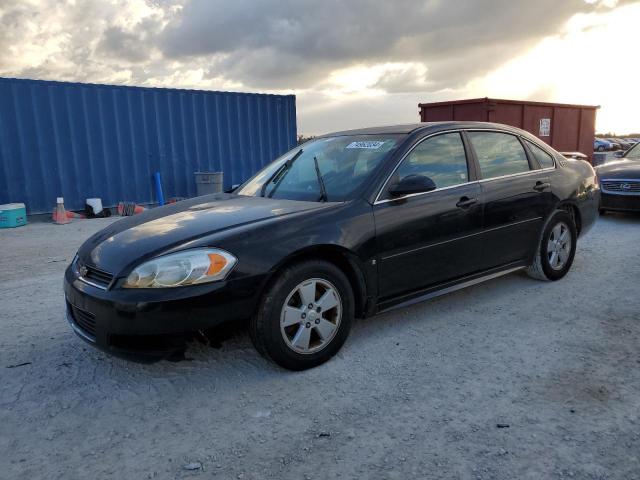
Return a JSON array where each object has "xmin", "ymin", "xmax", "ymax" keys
[
  {"xmin": 547, "ymin": 221, "xmax": 572, "ymax": 271},
  {"xmin": 280, "ymin": 278, "xmax": 342, "ymax": 354}
]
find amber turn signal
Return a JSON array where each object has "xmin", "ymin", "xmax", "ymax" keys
[{"xmin": 207, "ymin": 253, "xmax": 228, "ymax": 276}]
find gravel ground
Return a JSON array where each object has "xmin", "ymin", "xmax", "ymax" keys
[{"xmin": 1, "ymin": 213, "xmax": 639, "ymax": 480}]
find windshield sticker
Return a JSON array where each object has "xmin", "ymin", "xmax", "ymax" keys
[{"xmin": 346, "ymin": 141, "xmax": 386, "ymax": 150}]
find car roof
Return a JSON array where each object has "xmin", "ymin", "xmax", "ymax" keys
[{"xmin": 321, "ymin": 121, "xmax": 529, "ymax": 137}]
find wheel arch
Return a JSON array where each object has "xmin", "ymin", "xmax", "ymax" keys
[
  {"xmin": 556, "ymin": 201, "xmax": 582, "ymax": 236},
  {"xmin": 260, "ymin": 245, "xmax": 370, "ymax": 319},
  {"xmin": 530, "ymin": 204, "xmax": 580, "ymax": 265}
]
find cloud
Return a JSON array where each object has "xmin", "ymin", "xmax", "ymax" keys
[
  {"xmin": 0, "ymin": 0, "xmax": 637, "ymax": 134},
  {"xmin": 97, "ymin": 24, "xmax": 155, "ymax": 63},
  {"xmin": 372, "ymin": 64, "xmax": 429, "ymax": 94},
  {"xmin": 0, "ymin": 0, "xmax": 626, "ymax": 90},
  {"xmin": 158, "ymin": 0, "xmax": 610, "ymax": 90},
  {"xmin": 0, "ymin": 0, "xmax": 174, "ymax": 83}
]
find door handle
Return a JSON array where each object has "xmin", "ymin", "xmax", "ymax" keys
[
  {"xmin": 533, "ymin": 181, "xmax": 551, "ymax": 192},
  {"xmin": 456, "ymin": 196, "xmax": 477, "ymax": 209}
]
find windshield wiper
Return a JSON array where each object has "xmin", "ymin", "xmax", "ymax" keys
[
  {"xmin": 260, "ymin": 149, "xmax": 303, "ymax": 197},
  {"xmin": 313, "ymin": 156, "xmax": 328, "ymax": 202}
]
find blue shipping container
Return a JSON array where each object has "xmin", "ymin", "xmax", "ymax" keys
[{"xmin": 0, "ymin": 77, "xmax": 297, "ymax": 214}]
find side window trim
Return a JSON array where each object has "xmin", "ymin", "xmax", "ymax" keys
[
  {"xmin": 374, "ymin": 130, "xmax": 475, "ymax": 204},
  {"xmin": 519, "ymin": 136, "xmax": 541, "ymax": 170},
  {"xmin": 461, "ymin": 130, "xmax": 480, "ymax": 181}
]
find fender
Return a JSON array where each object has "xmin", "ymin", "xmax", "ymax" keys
[{"xmin": 260, "ymin": 244, "xmax": 373, "ymax": 319}]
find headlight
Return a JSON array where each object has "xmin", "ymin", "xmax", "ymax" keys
[{"xmin": 123, "ymin": 249, "xmax": 236, "ymax": 288}]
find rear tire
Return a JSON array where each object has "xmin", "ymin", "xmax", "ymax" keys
[
  {"xmin": 249, "ymin": 260, "xmax": 354, "ymax": 370},
  {"xmin": 526, "ymin": 210, "xmax": 577, "ymax": 281}
]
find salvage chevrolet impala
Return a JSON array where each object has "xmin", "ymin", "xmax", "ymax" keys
[{"xmin": 64, "ymin": 122, "xmax": 599, "ymax": 370}]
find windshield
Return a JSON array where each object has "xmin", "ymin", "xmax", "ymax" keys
[
  {"xmin": 237, "ymin": 135, "xmax": 402, "ymax": 201},
  {"xmin": 625, "ymin": 142, "xmax": 640, "ymax": 160}
]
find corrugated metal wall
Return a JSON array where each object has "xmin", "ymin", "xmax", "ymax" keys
[{"xmin": 0, "ymin": 77, "xmax": 297, "ymax": 214}]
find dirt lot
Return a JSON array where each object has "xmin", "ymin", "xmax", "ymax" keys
[{"xmin": 1, "ymin": 213, "xmax": 639, "ymax": 480}]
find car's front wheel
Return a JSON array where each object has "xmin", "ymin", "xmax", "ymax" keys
[
  {"xmin": 249, "ymin": 260, "xmax": 354, "ymax": 370},
  {"xmin": 526, "ymin": 210, "xmax": 577, "ymax": 281}
]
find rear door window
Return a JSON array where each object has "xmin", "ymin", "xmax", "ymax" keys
[
  {"xmin": 468, "ymin": 132, "xmax": 531, "ymax": 179},
  {"xmin": 526, "ymin": 140, "xmax": 555, "ymax": 169}
]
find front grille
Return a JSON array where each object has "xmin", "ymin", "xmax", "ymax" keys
[
  {"xmin": 79, "ymin": 263, "xmax": 114, "ymax": 288},
  {"xmin": 69, "ymin": 303, "xmax": 97, "ymax": 339},
  {"xmin": 601, "ymin": 179, "xmax": 640, "ymax": 194}
]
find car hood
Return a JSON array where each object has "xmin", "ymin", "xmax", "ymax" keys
[
  {"xmin": 596, "ymin": 160, "xmax": 640, "ymax": 179},
  {"xmin": 78, "ymin": 194, "xmax": 329, "ymax": 274}
]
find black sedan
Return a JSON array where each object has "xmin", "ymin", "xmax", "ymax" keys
[
  {"xmin": 597, "ymin": 141, "xmax": 640, "ymax": 213},
  {"xmin": 64, "ymin": 122, "xmax": 599, "ymax": 370}
]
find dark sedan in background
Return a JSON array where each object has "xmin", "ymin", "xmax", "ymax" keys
[
  {"xmin": 597, "ymin": 141, "xmax": 640, "ymax": 213},
  {"xmin": 64, "ymin": 122, "xmax": 599, "ymax": 370}
]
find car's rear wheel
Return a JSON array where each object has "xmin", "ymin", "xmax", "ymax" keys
[
  {"xmin": 249, "ymin": 260, "xmax": 354, "ymax": 370},
  {"xmin": 526, "ymin": 210, "xmax": 577, "ymax": 281}
]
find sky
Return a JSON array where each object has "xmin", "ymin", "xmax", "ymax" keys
[{"xmin": 0, "ymin": 0, "xmax": 639, "ymax": 135}]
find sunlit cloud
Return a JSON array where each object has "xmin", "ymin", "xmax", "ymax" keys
[
  {"xmin": 322, "ymin": 62, "xmax": 428, "ymax": 98},
  {"xmin": 468, "ymin": 2, "xmax": 640, "ymax": 133},
  {"xmin": 0, "ymin": 0, "xmax": 637, "ymax": 134}
]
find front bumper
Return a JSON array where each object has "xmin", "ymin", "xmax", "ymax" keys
[
  {"xmin": 64, "ymin": 266, "xmax": 263, "ymax": 360},
  {"xmin": 600, "ymin": 192, "xmax": 640, "ymax": 212}
]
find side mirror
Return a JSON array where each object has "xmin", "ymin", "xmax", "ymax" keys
[
  {"xmin": 614, "ymin": 151, "xmax": 624, "ymax": 158},
  {"xmin": 388, "ymin": 174, "xmax": 437, "ymax": 196}
]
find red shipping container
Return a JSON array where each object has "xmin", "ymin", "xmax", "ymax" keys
[{"xmin": 418, "ymin": 98, "xmax": 599, "ymax": 163}]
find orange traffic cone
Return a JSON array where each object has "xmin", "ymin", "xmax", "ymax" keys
[{"xmin": 53, "ymin": 197, "xmax": 71, "ymax": 225}]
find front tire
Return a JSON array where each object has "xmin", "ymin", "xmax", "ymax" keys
[
  {"xmin": 249, "ymin": 260, "xmax": 354, "ymax": 370},
  {"xmin": 526, "ymin": 210, "xmax": 577, "ymax": 281}
]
